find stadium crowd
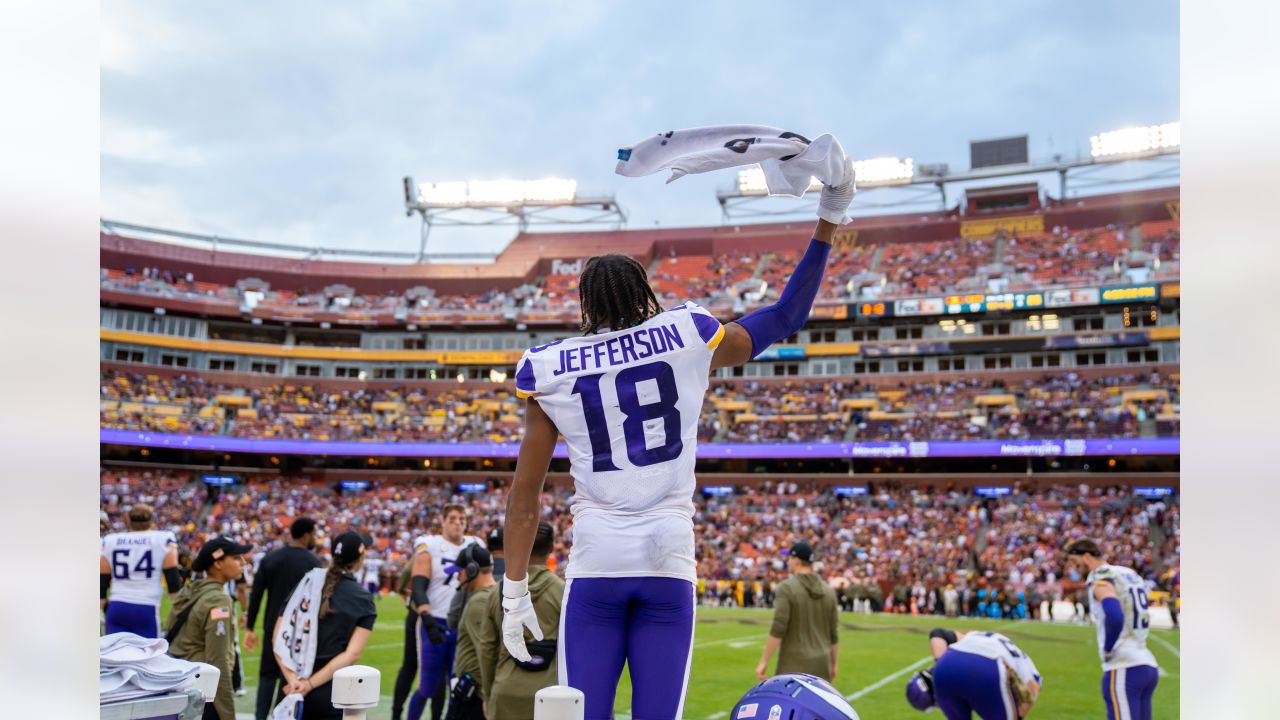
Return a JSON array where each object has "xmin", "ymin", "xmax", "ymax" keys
[
  {"xmin": 101, "ymin": 370, "xmax": 1180, "ymax": 443},
  {"xmin": 101, "ymin": 469, "xmax": 1178, "ymax": 619},
  {"xmin": 102, "ymin": 225, "xmax": 1178, "ymax": 320}
]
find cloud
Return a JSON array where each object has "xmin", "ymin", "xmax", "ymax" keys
[{"xmin": 101, "ymin": 2, "xmax": 1178, "ymax": 256}]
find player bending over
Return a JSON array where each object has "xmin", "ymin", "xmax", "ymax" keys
[
  {"xmin": 906, "ymin": 628, "xmax": 1042, "ymax": 719},
  {"xmin": 100, "ymin": 503, "xmax": 183, "ymax": 638},
  {"xmin": 1065, "ymin": 539, "xmax": 1160, "ymax": 720},
  {"xmin": 499, "ymin": 166, "xmax": 855, "ymax": 719}
]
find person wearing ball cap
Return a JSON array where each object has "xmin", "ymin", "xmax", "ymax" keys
[
  {"xmin": 167, "ymin": 536, "xmax": 253, "ymax": 720},
  {"xmin": 756, "ymin": 541, "xmax": 840, "ymax": 682},
  {"xmin": 276, "ymin": 530, "xmax": 378, "ymax": 720}
]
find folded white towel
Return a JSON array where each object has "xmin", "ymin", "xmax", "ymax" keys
[
  {"xmin": 99, "ymin": 633, "xmax": 202, "ymax": 703},
  {"xmin": 616, "ymin": 125, "xmax": 851, "ymax": 197}
]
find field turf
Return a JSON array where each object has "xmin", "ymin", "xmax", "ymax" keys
[{"xmin": 229, "ymin": 594, "xmax": 1180, "ymax": 719}]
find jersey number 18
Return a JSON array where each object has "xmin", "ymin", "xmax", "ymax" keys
[{"xmin": 572, "ymin": 360, "xmax": 683, "ymax": 472}]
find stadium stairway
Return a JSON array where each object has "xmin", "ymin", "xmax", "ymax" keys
[
  {"xmin": 1148, "ymin": 513, "xmax": 1171, "ymax": 578},
  {"xmin": 752, "ymin": 253, "xmax": 771, "ymax": 280},
  {"xmin": 868, "ymin": 246, "xmax": 884, "ymax": 274},
  {"xmin": 993, "ymin": 234, "xmax": 1008, "ymax": 265}
]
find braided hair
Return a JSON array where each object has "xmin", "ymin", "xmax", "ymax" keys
[
  {"xmin": 319, "ymin": 554, "xmax": 361, "ymax": 620},
  {"xmin": 578, "ymin": 254, "xmax": 663, "ymax": 335}
]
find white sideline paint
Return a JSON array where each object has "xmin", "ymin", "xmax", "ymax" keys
[
  {"xmin": 844, "ymin": 656, "xmax": 932, "ymax": 701},
  {"xmin": 841, "ymin": 620, "xmax": 1023, "ymax": 703},
  {"xmin": 1149, "ymin": 632, "xmax": 1181, "ymax": 659}
]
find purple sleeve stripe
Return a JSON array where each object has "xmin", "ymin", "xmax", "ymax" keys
[
  {"xmin": 691, "ymin": 311, "xmax": 722, "ymax": 344},
  {"xmin": 515, "ymin": 358, "xmax": 536, "ymax": 392}
]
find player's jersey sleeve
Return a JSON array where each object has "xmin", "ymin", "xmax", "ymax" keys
[
  {"xmin": 685, "ymin": 301, "xmax": 725, "ymax": 350},
  {"xmin": 1088, "ymin": 566, "xmax": 1118, "ymax": 587},
  {"xmin": 413, "ymin": 534, "xmax": 431, "ymax": 555},
  {"xmin": 514, "ymin": 349, "xmax": 538, "ymax": 399}
]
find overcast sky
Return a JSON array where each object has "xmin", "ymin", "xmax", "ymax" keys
[{"xmin": 102, "ymin": 2, "xmax": 1178, "ymax": 257}]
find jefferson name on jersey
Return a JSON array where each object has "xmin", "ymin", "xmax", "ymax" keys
[
  {"xmin": 547, "ymin": 321, "xmax": 691, "ymax": 376},
  {"xmin": 512, "ymin": 301, "xmax": 724, "ymax": 581}
]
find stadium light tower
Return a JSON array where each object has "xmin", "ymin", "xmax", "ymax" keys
[
  {"xmin": 715, "ymin": 123, "xmax": 1180, "ymax": 221},
  {"xmin": 403, "ymin": 176, "xmax": 627, "ymax": 261}
]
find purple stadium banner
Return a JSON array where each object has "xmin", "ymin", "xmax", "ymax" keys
[{"xmin": 100, "ymin": 430, "xmax": 1179, "ymax": 459}]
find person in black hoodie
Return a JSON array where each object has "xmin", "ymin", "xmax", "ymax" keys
[{"xmin": 244, "ymin": 517, "xmax": 323, "ymax": 720}]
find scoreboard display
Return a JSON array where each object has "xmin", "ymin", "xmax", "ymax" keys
[{"xmin": 857, "ymin": 302, "xmax": 887, "ymax": 318}]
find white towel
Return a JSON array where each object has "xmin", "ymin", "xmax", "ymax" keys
[
  {"xmin": 615, "ymin": 125, "xmax": 851, "ymax": 197},
  {"xmin": 99, "ymin": 633, "xmax": 203, "ymax": 703},
  {"xmin": 271, "ymin": 567, "xmax": 327, "ymax": 720}
]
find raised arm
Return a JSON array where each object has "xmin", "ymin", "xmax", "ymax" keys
[{"xmin": 712, "ymin": 158, "xmax": 854, "ymax": 371}]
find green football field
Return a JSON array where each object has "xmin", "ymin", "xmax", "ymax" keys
[{"xmin": 230, "ymin": 594, "xmax": 1180, "ymax": 719}]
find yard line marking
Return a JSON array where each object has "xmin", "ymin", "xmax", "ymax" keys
[
  {"xmin": 842, "ymin": 620, "xmax": 1023, "ymax": 702},
  {"xmin": 727, "ymin": 640, "xmax": 759, "ymax": 649},
  {"xmin": 707, "ymin": 712, "xmax": 729, "ymax": 718},
  {"xmin": 1149, "ymin": 633, "xmax": 1180, "ymax": 659},
  {"xmin": 845, "ymin": 656, "xmax": 932, "ymax": 701},
  {"xmin": 695, "ymin": 633, "xmax": 767, "ymax": 649}
]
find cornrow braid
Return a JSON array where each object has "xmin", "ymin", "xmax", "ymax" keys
[{"xmin": 578, "ymin": 254, "xmax": 663, "ymax": 335}]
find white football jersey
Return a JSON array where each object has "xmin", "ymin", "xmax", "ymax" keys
[
  {"xmin": 363, "ymin": 557, "xmax": 384, "ymax": 587},
  {"xmin": 951, "ymin": 631, "xmax": 1041, "ymax": 690},
  {"xmin": 1087, "ymin": 564, "xmax": 1159, "ymax": 670},
  {"xmin": 413, "ymin": 534, "xmax": 484, "ymax": 619},
  {"xmin": 101, "ymin": 530, "xmax": 176, "ymax": 606},
  {"xmin": 515, "ymin": 301, "xmax": 724, "ymax": 581}
]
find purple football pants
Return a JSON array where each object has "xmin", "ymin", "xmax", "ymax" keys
[
  {"xmin": 933, "ymin": 650, "xmax": 1018, "ymax": 720},
  {"xmin": 1103, "ymin": 665, "xmax": 1159, "ymax": 720},
  {"xmin": 559, "ymin": 577, "xmax": 695, "ymax": 720},
  {"xmin": 105, "ymin": 600, "xmax": 160, "ymax": 639}
]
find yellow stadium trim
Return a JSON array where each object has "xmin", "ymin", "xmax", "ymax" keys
[
  {"xmin": 707, "ymin": 324, "xmax": 725, "ymax": 350},
  {"xmin": 100, "ymin": 329, "xmax": 522, "ymax": 365}
]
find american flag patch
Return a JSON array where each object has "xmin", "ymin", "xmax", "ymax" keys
[{"xmin": 211, "ymin": 607, "xmax": 231, "ymax": 620}]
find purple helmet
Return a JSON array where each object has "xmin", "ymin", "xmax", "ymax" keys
[
  {"xmin": 905, "ymin": 668, "xmax": 935, "ymax": 711},
  {"xmin": 731, "ymin": 673, "xmax": 860, "ymax": 720}
]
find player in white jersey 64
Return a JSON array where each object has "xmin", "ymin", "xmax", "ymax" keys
[
  {"xmin": 1065, "ymin": 539, "xmax": 1160, "ymax": 720},
  {"xmin": 99, "ymin": 503, "xmax": 182, "ymax": 638},
  {"xmin": 500, "ymin": 164, "xmax": 856, "ymax": 720},
  {"xmin": 404, "ymin": 503, "xmax": 485, "ymax": 720}
]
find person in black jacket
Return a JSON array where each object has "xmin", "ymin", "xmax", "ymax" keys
[
  {"xmin": 244, "ymin": 517, "xmax": 323, "ymax": 720},
  {"xmin": 276, "ymin": 531, "xmax": 377, "ymax": 720}
]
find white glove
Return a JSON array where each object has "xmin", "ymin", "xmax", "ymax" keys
[
  {"xmin": 818, "ymin": 156, "xmax": 856, "ymax": 225},
  {"xmin": 501, "ymin": 575, "xmax": 543, "ymax": 663}
]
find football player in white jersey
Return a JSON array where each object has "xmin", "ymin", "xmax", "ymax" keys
[
  {"xmin": 405, "ymin": 504, "xmax": 485, "ymax": 720},
  {"xmin": 906, "ymin": 628, "xmax": 1041, "ymax": 719},
  {"xmin": 499, "ymin": 168, "xmax": 856, "ymax": 719},
  {"xmin": 1065, "ymin": 539, "xmax": 1160, "ymax": 720},
  {"xmin": 99, "ymin": 503, "xmax": 182, "ymax": 638}
]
